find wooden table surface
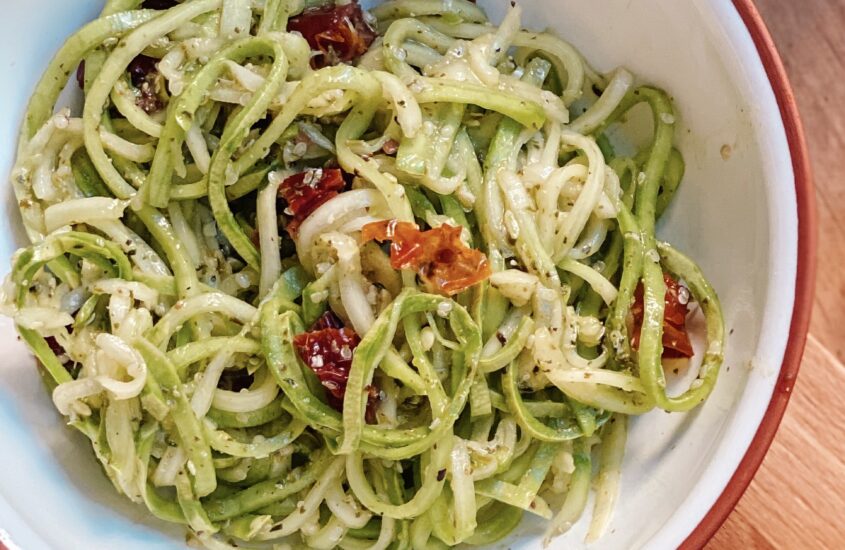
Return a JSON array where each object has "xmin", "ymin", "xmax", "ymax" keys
[{"xmin": 706, "ymin": 1, "xmax": 845, "ymax": 548}]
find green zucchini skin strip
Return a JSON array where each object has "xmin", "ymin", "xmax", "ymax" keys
[
  {"xmin": 340, "ymin": 290, "xmax": 481, "ymax": 455},
  {"xmin": 475, "ymin": 442, "xmax": 558, "ymax": 518},
  {"xmin": 18, "ymin": 327, "xmax": 73, "ymax": 386},
  {"xmin": 204, "ymin": 453, "xmax": 333, "ymax": 521},
  {"xmin": 21, "ymin": 9, "xmax": 159, "ymax": 142},
  {"xmin": 144, "ymin": 39, "xmax": 282, "ymax": 208},
  {"xmin": 206, "ymin": 38, "xmax": 290, "ymax": 269},
  {"xmin": 651, "ymin": 243, "xmax": 725, "ymax": 410},
  {"xmin": 345, "ymin": 441, "xmax": 449, "ymax": 519},
  {"xmin": 608, "ymin": 204, "xmax": 645, "ymax": 362},
  {"xmin": 503, "ymin": 361, "xmax": 583, "ymax": 442},
  {"xmin": 372, "ymin": 0, "xmax": 487, "ymax": 24},
  {"xmin": 136, "ymin": 421, "xmax": 189, "ymax": 524},
  {"xmin": 204, "ymin": 418, "xmax": 306, "ymax": 458},
  {"xmin": 205, "ymin": 399, "xmax": 285, "ymax": 429},
  {"xmin": 3, "ymin": 1, "xmax": 731, "ymax": 546},
  {"xmin": 623, "ymin": 87, "xmax": 723, "ymax": 411},
  {"xmin": 134, "ymin": 338, "xmax": 216, "ymax": 498},
  {"xmin": 465, "ymin": 501, "xmax": 524, "ymax": 545},
  {"xmin": 478, "ymin": 58, "xmax": 549, "ymax": 258},
  {"xmin": 71, "ymin": 149, "xmax": 113, "ymax": 198},
  {"xmin": 479, "ymin": 315, "xmax": 534, "ymax": 373},
  {"xmin": 383, "ymin": 18, "xmax": 454, "ymax": 82},
  {"xmin": 261, "ymin": 288, "xmax": 430, "ymax": 451},
  {"xmin": 83, "ymin": 0, "xmax": 223, "ymax": 199}
]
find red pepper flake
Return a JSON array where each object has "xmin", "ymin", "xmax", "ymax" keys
[
  {"xmin": 361, "ymin": 220, "xmax": 492, "ymax": 296},
  {"xmin": 287, "ymin": 1, "xmax": 376, "ymax": 68},
  {"xmin": 631, "ymin": 272, "xmax": 694, "ymax": 359},
  {"xmin": 278, "ymin": 168, "xmax": 346, "ymax": 236},
  {"xmin": 293, "ymin": 311, "xmax": 379, "ymax": 421}
]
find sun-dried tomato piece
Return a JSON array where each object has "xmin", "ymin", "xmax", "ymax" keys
[
  {"xmin": 287, "ymin": 1, "xmax": 376, "ymax": 68},
  {"xmin": 293, "ymin": 314, "xmax": 379, "ymax": 421},
  {"xmin": 278, "ymin": 168, "xmax": 346, "ymax": 236},
  {"xmin": 361, "ymin": 220, "xmax": 492, "ymax": 296},
  {"xmin": 630, "ymin": 272, "xmax": 694, "ymax": 359},
  {"xmin": 127, "ymin": 54, "xmax": 164, "ymax": 114},
  {"xmin": 659, "ymin": 322, "xmax": 695, "ymax": 359},
  {"xmin": 128, "ymin": 55, "xmax": 158, "ymax": 88},
  {"xmin": 294, "ymin": 323, "xmax": 359, "ymax": 405}
]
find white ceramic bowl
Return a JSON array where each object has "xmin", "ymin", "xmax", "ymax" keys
[{"xmin": 0, "ymin": 1, "xmax": 814, "ymax": 549}]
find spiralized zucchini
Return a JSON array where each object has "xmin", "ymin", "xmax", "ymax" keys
[{"xmin": 1, "ymin": 0, "xmax": 725, "ymax": 548}]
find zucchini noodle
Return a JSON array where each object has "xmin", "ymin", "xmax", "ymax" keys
[{"xmin": 1, "ymin": 0, "xmax": 725, "ymax": 548}]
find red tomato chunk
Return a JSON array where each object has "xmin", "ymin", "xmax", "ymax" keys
[
  {"xmin": 293, "ymin": 312, "xmax": 379, "ymax": 420},
  {"xmin": 126, "ymin": 54, "xmax": 164, "ymax": 113},
  {"xmin": 287, "ymin": 1, "xmax": 376, "ymax": 68},
  {"xmin": 631, "ymin": 272, "xmax": 694, "ymax": 359},
  {"xmin": 278, "ymin": 168, "xmax": 346, "ymax": 236},
  {"xmin": 361, "ymin": 220, "xmax": 492, "ymax": 296}
]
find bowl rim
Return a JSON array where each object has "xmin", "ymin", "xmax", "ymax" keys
[{"xmin": 679, "ymin": 0, "xmax": 817, "ymax": 547}]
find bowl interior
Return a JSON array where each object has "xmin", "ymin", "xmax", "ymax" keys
[{"xmin": 0, "ymin": 1, "xmax": 797, "ymax": 548}]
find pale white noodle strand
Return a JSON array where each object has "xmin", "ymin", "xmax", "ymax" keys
[
  {"xmin": 52, "ymin": 333, "xmax": 148, "ymax": 416},
  {"xmin": 373, "ymin": 71, "xmax": 423, "ymax": 138},
  {"xmin": 90, "ymin": 220, "xmax": 171, "ymax": 276},
  {"xmin": 167, "ymin": 202, "xmax": 203, "ymax": 268},
  {"xmin": 105, "ymin": 397, "xmax": 141, "ymax": 502},
  {"xmin": 554, "ymin": 132, "xmax": 607, "ymax": 261},
  {"xmin": 211, "ymin": 367, "xmax": 280, "ymax": 413},
  {"xmin": 296, "ymin": 189, "xmax": 387, "ymax": 272},
  {"xmin": 44, "ymin": 197, "xmax": 130, "ymax": 234},
  {"xmin": 257, "ymin": 171, "xmax": 286, "ymax": 298},
  {"xmin": 257, "ymin": 457, "xmax": 345, "ymax": 539},
  {"xmin": 568, "ymin": 68, "xmax": 634, "ymax": 135},
  {"xmin": 325, "ymin": 476, "xmax": 373, "ymax": 529},
  {"xmin": 318, "ymin": 232, "xmax": 376, "ymax": 335},
  {"xmin": 99, "ymin": 129, "xmax": 155, "ymax": 163},
  {"xmin": 191, "ymin": 348, "xmax": 235, "ymax": 417},
  {"xmin": 152, "ymin": 446, "xmax": 187, "ymax": 488},
  {"xmin": 185, "ymin": 123, "xmax": 211, "ymax": 174}
]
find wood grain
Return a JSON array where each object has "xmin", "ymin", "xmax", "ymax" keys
[{"xmin": 707, "ymin": 1, "xmax": 845, "ymax": 548}]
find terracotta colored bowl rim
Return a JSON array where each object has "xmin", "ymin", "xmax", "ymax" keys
[{"xmin": 680, "ymin": 0, "xmax": 817, "ymax": 547}]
